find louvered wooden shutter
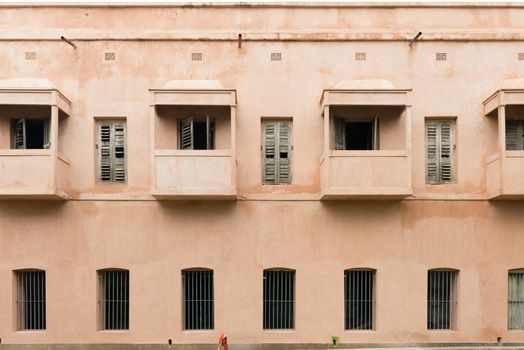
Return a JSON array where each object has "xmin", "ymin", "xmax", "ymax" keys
[
  {"xmin": 426, "ymin": 120, "xmax": 454, "ymax": 184},
  {"xmin": 425, "ymin": 121, "xmax": 439, "ymax": 183},
  {"xmin": 99, "ymin": 123, "xmax": 112, "ymax": 182},
  {"xmin": 278, "ymin": 122, "xmax": 291, "ymax": 184},
  {"xmin": 332, "ymin": 116, "xmax": 346, "ymax": 150},
  {"xmin": 506, "ymin": 121, "xmax": 522, "ymax": 151},
  {"xmin": 14, "ymin": 118, "xmax": 26, "ymax": 149},
  {"xmin": 263, "ymin": 122, "xmax": 277, "ymax": 184},
  {"xmin": 180, "ymin": 117, "xmax": 193, "ymax": 150},
  {"xmin": 43, "ymin": 117, "xmax": 51, "ymax": 149},
  {"xmin": 113, "ymin": 123, "xmax": 126, "ymax": 183},
  {"xmin": 439, "ymin": 121, "xmax": 453, "ymax": 183}
]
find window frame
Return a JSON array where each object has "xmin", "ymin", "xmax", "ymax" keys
[
  {"xmin": 506, "ymin": 120, "xmax": 524, "ymax": 151},
  {"xmin": 508, "ymin": 269, "xmax": 524, "ymax": 330},
  {"xmin": 427, "ymin": 268, "xmax": 458, "ymax": 330},
  {"xmin": 263, "ymin": 268, "xmax": 296, "ymax": 330},
  {"xmin": 344, "ymin": 268, "xmax": 376, "ymax": 331},
  {"xmin": 95, "ymin": 119, "xmax": 127, "ymax": 184},
  {"xmin": 10, "ymin": 117, "xmax": 51, "ymax": 150},
  {"xmin": 332, "ymin": 115, "xmax": 379, "ymax": 151},
  {"xmin": 14, "ymin": 269, "xmax": 46, "ymax": 331},
  {"xmin": 261, "ymin": 119, "xmax": 292, "ymax": 185},
  {"xmin": 178, "ymin": 116, "xmax": 215, "ymax": 150},
  {"xmin": 181, "ymin": 268, "xmax": 214, "ymax": 331},
  {"xmin": 97, "ymin": 268, "xmax": 130, "ymax": 331},
  {"xmin": 425, "ymin": 118, "xmax": 456, "ymax": 185}
]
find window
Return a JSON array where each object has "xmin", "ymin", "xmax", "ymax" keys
[
  {"xmin": 509, "ymin": 271, "xmax": 524, "ymax": 330},
  {"xmin": 15, "ymin": 269, "xmax": 46, "ymax": 330},
  {"xmin": 182, "ymin": 269, "xmax": 214, "ymax": 330},
  {"xmin": 98, "ymin": 269, "xmax": 129, "ymax": 330},
  {"xmin": 262, "ymin": 120, "xmax": 291, "ymax": 184},
  {"xmin": 97, "ymin": 121, "xmax": 126, "ymax": 183},
  {"xmin": 263, "ymin": 269, "xmax": 295, "ymax": 330},
  {"xmin": 333, "ymin": 116, "xmax": 378, "ymax": 150},
  {"xmin": 427, "ymin": 269, "xmax": 457, "ymax": 330},
  {"xmin": 344, "ymin": 269, "xmax": 375, "ymax": 330},
  {"xmin": 11, "ymin": 118, "xmax": 51, "ymax": 149},
  {"xmin": 506, "ymin": 120, "xmax": 524, "ymax": 150},
  {"xmin": 425, "ymin": 120, "xmax": 454, "ymax": 184},
  {"xmin": 179, "ymin": 116, "xmax": 215, "ymax": 150}
]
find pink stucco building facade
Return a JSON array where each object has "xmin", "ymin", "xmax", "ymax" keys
[{"xmin": 1, "ymin": 2, "xmax": 524, "ymax": 349}]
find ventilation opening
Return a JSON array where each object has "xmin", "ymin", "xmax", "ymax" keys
[{"xmin": 346, "ymin": 122, "xmax": 374, "ymax": 150}]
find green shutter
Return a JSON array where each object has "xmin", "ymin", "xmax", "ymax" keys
[
  {"xmin": 425, "ymin": 121, "xmax": 439, "ymax": 183},
  {"xmin": 99, "ymin": 123, "xmax": 112, "ymax": 182},
  {"xmin": 14, "ymin": 118, "xmax": 26, "ymax": 149},
  {"xmin": 439, "ymin": 121, "xmax": 453, "ymax": 183},
  {"xmin": 113, "ymin": 123, "xmax": 126, "ymax": 183},
  {"xmin": 506, "ymin": 121, "xmax": 522, "ymax": 151},
  {"xmin": 263, "ymin": 121, "xmax": 292, "ymax": 184},
  {"xmin": 332, "ymin": 116, "xmax": 346, "ymax": 150},
  {"xmin": 180, "ymin": 117, "xmax": 193, "ymax": 150},
  {"xmin": 278, "ymin": 122, "xmax": 291, "ymax": 184},
  {"xmin": 426, "ymin": 120, "xmax": 454, "ymax": 184},
  {"xmin": 263, "ymin": 122, "xmax": 277, "ymax": 184}
]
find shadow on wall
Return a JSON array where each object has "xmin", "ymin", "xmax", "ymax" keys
[
  {"xmin": 156, "ymin": 200, "xmax": 237, "ymax": 217},
  {"xmin": 0, "ymin": 200, "xmax": 67, "ymax": 217}
]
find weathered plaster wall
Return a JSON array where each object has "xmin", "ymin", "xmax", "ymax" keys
[
  {"xmin": 0, "ymin": 201, "xmax": 524, "ymax": 345},
  {"xmin": 1, "ymin": 3, "xmax": 524, "ymax": 347}
]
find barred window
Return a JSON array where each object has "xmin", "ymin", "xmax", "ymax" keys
[
  {"xmin": 344, "ymin": 269, "xmax": 375, "ymax": 330},
  {"xmin": 15, "ymin": 270, "xmax": 46, "ymax": 330},
  {"xmin": 509, "ymin": 270, "xmax": 524, "ymax": 330},
  {"xmin": 427, "ymin": 269, "xmax": 458, "ymax": 330},
  {"xmin": 182, "ymin": 269, "xmax": 214, "ymax": 330},
  {"xmin": 98, "ymin": 269, "xmax": 129, "ymax": 330},
  {"xmin": 263, "ymin": 269, "xmax": 295, "ymax": 330}
]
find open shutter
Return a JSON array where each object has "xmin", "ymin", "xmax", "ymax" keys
[
  {"xmin": 506, "ymin": 121, "xmax": 521, "ymax": 151},
  {"xmin": 263, "ymin": 122, "xmax": 277, "ymax": 184},
  {"xmin": 113, "ymin": 123, "xmax": 126, "ymax": 183},
  {"xmin": 43, "ymin": 117, "xmax": 51, "ymax": 149},
  {"xmin": 278, "ymin": 122, "xmax": 291, "ymax": 184},
  {"xmin": 180, "ymin": 117, "xmax": 193, "ymax": 150},
  {"xmin": 14, "ymin": 118, "xmax": 26, "ymax": 149},
  {"xmin": 332, "ymin": 116, "xmax": 346, "ymax": 150},
  {"xmin": 439, "ymin": 121, "xmax": 453, "ymax": 183},
  {"xmin": 372, "ymin": 116, "xmax": 379, "ymax": 150},
  {"xmin": 425, "ymin": 121, "xmax": 439, "ymax": 183},
  {"xmin": 99, "ymin": 123, "xmax": 112, "ymax": 182}
]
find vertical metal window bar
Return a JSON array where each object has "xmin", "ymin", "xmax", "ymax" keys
[
  {"xmin": 263, "ymin": 270, "xmax": 295, "ymax": 330},
  {"xmin": 428, "ymin": 270, "xmax": 457, "ymax": 330},
  {"xmin": 509, "ymin": 272, "xmax": 524, "ymax": 330},
  {"xmin": 183, "ymin": 270, "xmax": 214, "ymax": 330},
  {"xmin": 344, "ymin": 270, "xmax": 374, "ymax": 330},
  {"xmin": 16, "ymin": 270, "xmax": 46, "ymax": 330},
  {"xmin": 99, "ymin": 270, "xmax": 129, "ymax": 330}
]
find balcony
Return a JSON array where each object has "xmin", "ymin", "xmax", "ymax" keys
[
  {"xmin": 319, "ymin": 80, "xmax": 412, "ymax": 200},
  {"xmin": 150, "ymin": 80, "xmax": 237, "ymax": 200},
  {"xmin": 0, "ymin": 79, "xmax": 71, "ymax": 200},
  {"xmin": 484, "ymin": 79, "xmax": 524, "ymax": 199}
]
